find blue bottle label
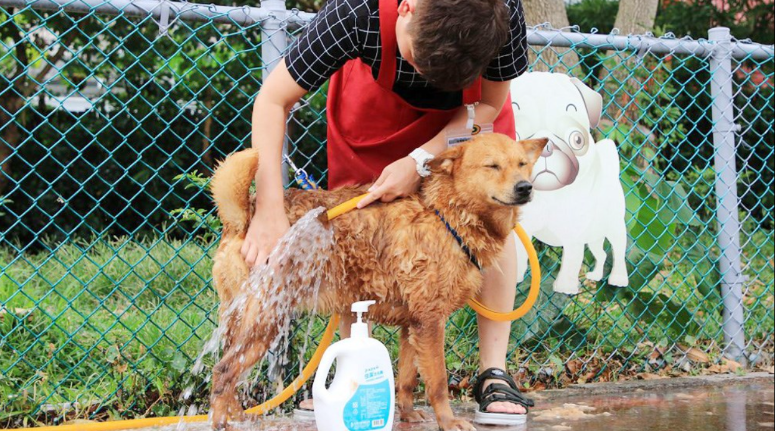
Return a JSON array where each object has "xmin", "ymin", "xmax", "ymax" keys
[{"xmin": 342, "ymin": 379, "xmax": 391, "ymax": 430}]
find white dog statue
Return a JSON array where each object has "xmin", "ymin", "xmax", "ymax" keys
[{"xmin": 511, "ymin": 72, "xmax": 629, "ymax": 295}]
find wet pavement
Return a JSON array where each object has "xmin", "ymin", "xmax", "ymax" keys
[{"xmin": 136, "ymin": 374, "xmax": 774, "ymax": 431}]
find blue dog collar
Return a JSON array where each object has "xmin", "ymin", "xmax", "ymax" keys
[{"xmin": 434, "ymin": 209, "xmax": 482, "ymax": 271}]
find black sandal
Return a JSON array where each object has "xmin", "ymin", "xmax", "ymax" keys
[{"xmin": 472, "ymin": 367, "xmax": 534, "ymax": 426}]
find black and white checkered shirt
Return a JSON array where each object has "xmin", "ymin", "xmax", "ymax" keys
[{"xmin": 286, "ymin": 0, "xmax": 528, "ymax": 110}]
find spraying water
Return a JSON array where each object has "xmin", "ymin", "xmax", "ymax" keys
[{"xmin": 191, "ymin": 207, "xmax": 335, "ymax": 414}]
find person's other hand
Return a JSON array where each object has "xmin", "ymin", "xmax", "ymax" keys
[
  {"xmin": 356, "ymin": 156, "xmax": 422, "ymax": 209},
  {"xmin": 240, "ymin": 206, "xmax": 290, "ymax": 267}
]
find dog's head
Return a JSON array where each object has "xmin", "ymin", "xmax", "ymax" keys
[
  {"xmin": 426, "ymin": 134, "xmax": 548, "ymax": 209},
  {"xmin": 511, "ymin": 72, "xmax": 603, "ymax": 191}
]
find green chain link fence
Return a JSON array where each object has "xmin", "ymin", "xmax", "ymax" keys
[{"xmin": 0, "ymin": 0, "xmax": 772, "ymax": 427}]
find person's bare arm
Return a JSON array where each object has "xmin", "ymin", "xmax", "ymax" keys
[
  {"xmin": 241, "ymin": 58, "xmax": 309, "ymax": 267},
  {"xmin": 357, "ymin": 79, "xmax": 511, "ymax": 208},
  {"xmin": 421, "ymin": 78, "xmax": 511, "ymax": 154}
]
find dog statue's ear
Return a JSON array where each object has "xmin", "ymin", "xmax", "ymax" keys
[
  {"xmin": 428, "ymin": 145, "xmax": 464, "ymax": 175},
  {"xmin": 519, "ymin": 138, "xmax": 549, "ymax": 164},
  {"xmin": 569, "ymin": 77, "xmax": 603, "ymax": 129}
]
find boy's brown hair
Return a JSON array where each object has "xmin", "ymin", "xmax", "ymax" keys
[{"xmin": 409, "ymin": 0, "xmax": 510, "ymax": 91}]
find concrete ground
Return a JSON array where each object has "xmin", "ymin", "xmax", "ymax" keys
[{"xmin": 137, "ymin": 372, "xmax": 774, "ymax": 431}]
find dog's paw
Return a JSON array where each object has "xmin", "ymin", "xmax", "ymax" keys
[
  {"xmin": 608, "ymin": 273, "xmax": 629, "ymax": 287},
  {"xmin": 439, "ymin": 418, "xmax": 477, "ymax": 431},
  {"xmin": 211, "ymin": 412, "xmax": 242, "ymax": 430},
  {"xmin": 400, "ymin": 409, "xmax": 433, "ymax": 422},
  {"xmin": 211, "ymin": 415, "xmax": 229, "ymax": 431},
  {"xmin": 585, "ymin": 269, "xmax": 604, "ymax": 282},
  {"xmin": 210, "ymin": 404, "xmax": 228, "ymax": 430},
  {"xmin": 210, "ymin": 395, "xmax": 243, "ymax": 430},
  {"xmin": 228, "ymin": 408, "xmax": 245, "ymax": 423}
]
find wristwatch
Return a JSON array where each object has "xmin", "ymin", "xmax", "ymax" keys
[{"xmin": 409, "ymin": 148, "xmax": 434, "ymax": 178}]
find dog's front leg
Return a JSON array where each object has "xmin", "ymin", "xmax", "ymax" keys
[
  {"xmin": 397, "ymin": 326, "xmax": 432, "ymax": 422},
  {"xmin": 554, "ymin": 244, "xmax": 584, "ymax": 295},
  {"xmin": 412, "ymin": 320, "xmax": 475, "ymax": 431}
]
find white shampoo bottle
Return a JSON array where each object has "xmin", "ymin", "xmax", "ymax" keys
[{"xmin": 312, "ymin": 300, "xmax": 395, "ymax": 431}]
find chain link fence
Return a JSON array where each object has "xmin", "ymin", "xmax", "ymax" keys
[{"xmin": 0, "ymin": 0, "xmax": 773, "ymax": 427}]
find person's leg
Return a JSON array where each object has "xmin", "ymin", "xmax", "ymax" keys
[{"xmin": 477, "ymin": 232, "xmax": 525, "ymax": 415}]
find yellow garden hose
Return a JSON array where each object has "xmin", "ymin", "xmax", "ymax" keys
[
  {"xmin": 22, "ymin": 316, "xmax": 341, "ymax": 431},
  {"xmin": 325, "ymin": 194, "xmax": 365, "ymax": 219},
  {"xmin": 22, "ymin": 194, "xmax": 540, "ymax": 431},
  {"xmin": 467, "ymin": 223, "xmax": 541, "ymax": 321},
  {"xmin": 244, "ymin": 314, "xmax": 341, "ymax": 415}
]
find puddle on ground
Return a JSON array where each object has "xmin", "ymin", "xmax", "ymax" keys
[
  {"xmin": 127, "ymin": 380, "xmax": 773, "ymax": 431},
  {"xmin": 532, "ymin": 403, "xmax": 611, "ymax": 423}
]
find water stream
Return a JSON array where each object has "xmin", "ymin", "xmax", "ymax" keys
[{"xmin": 184, "ymin": 207, "xmax": 334, "ymax": 423}]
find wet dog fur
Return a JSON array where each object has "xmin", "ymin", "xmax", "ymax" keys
[{"xmin": 209, "ymin": 134, "xmax": 547, "ymax": 430}]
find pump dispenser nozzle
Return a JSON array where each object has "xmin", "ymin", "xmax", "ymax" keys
[{"xmin": 350, "ymin": 300, "xmax": 375, "ymax": 338}]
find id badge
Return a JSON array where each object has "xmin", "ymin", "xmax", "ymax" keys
[{"xmin": 445, "ymin": 123, "xmax": 494, "ymax": 147}]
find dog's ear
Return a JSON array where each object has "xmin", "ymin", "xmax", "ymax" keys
[
  {"xmin": 569, "ymin": 77, "xmax": 603, "ymax": 129},
  {"xmin": 428, "ymin": 144, "xmax": 464, "ymax": 175},
  {"xmin": 519, "ymin": 138, "xmax": 549, "ymax": 165}
]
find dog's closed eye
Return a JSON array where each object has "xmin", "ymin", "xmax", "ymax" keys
[
  {"xmin": 518, "ymin": 161, "xmax": 527, "ymax": 167},
  {"xmin": 485, "ymin": 163, "xmax": 501, "ymax": 170}
]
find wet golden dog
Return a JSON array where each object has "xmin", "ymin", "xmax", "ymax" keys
[{"xmin": 209, "ymin": 134, "xmax": 547, "ymax": 430}]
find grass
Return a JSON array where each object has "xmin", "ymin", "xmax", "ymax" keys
[
  {"xmin": 0, "ymin": 223, "xmax": 772, "ymax": 427},
  {"xmin": 0, "ymin": 238, "xmax": 219, "ymax": 427}
]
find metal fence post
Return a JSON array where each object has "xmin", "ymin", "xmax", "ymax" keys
[
  {"xmin": 708, "ymin": 26, "xmax": 746, "ymax": 364},
  {"xmin": 260, "ymin": 0, "xmax": 290, "ymax": 186}
]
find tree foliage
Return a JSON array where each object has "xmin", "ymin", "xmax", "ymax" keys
[{"xmin": 0, "ymin": 3, "xmax": 328, "ymax": 246}]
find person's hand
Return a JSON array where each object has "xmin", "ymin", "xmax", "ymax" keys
[
  {"xmin": 357, "ymin": 156, "xmax": 422, "ymax": 209},
  {"xmin": 240, "ymin": 205, "xmax": 290, "ymax": 267}
]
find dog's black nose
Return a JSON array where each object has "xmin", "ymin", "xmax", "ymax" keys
[{"xmin": 515, "ymin": 181, "xmax": 533, "ymax": 196}]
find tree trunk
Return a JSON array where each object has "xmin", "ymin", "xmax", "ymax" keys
[
  {"xmin": 600, "ymin": 0, "xmax": 659, "ymax": 170},
  {"xmin": 522, "ymin": 0, "xmax": 580, "ymax": 73},
  {"xmin": 613, "ymin": 0, "xmax": 659, "ymax": 36},
  {"xmin": 200, "ymin": 85, "xmax": 214, "ymax": 172},
  {"xmin": 602, "ymin": 0, "xmax": 660, "ymax": 111}
]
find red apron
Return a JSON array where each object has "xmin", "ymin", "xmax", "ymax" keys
[{"xmin": 325, "ymin": 0, "xmax": 516, "ymax": 189}]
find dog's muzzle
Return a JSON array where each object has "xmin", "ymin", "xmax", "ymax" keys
[
  {"xmin": 530, "ymin": 137, "xmax": 580, "ymax": 191},
  {"xmin": 513, "ymin": 181, "xmax": 533, "ymax": 204}
]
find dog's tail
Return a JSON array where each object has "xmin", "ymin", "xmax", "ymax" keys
[{"xmin": 210, "ymin": 148, "xmax": 259, "ymax": 235}]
